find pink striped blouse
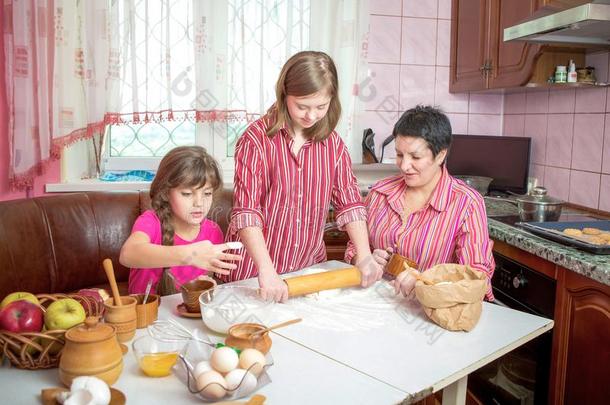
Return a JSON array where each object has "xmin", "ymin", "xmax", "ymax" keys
[
  {"xmin": 222, "ymin": 117, "xmax": 366, "ymax": 282},
  {"xmin": 345, "ymin": 166, "xmax": 495, "ymax": 300}
]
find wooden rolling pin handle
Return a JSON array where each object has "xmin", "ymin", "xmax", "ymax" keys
[
  {"xmin": 285, "ymin": 267, "xmax": 362, "ymax": 297},
  {"xmin": 102, "ymin": 258, "xmax": 122, "ymax": 306}
]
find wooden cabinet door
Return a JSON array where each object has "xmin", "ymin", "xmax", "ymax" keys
[
  {"xmin": 487, "ymin": 0, "xmax": 543, "ymax": 88},
  {"xmin": 550, "ymin": 269, "xmax": 610, "ymax": 405},
  {"xmin": 450, "ymin": 0, "xmax": 490, "ymax": 92}
]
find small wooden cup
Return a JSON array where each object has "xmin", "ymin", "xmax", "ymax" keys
[
  {"xmin": 225, "ymin": 323, "xmax": 272, "ymax": 354},
  {"xmin": 387, "ymin": 253, "xmax": 418, "ymax": 277},
  {"xmin": 180, "ymin": 277, "xmax": 216, "ymax": 313},
  {"xmin": 131, "ymin": 294, "xmax": 160, "ymax": 329},
  {"xmin": 104, "ymin": 296, "xmax": 137, "ymax": 342}
]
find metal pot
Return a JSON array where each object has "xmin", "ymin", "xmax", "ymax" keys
[
  {"xmin": 488, "ymin": 187, "xmax": 563, "ymax": 222},
  {"xmin": 513, "ymin": 187, "xmax": 563, "ymax": 222}
]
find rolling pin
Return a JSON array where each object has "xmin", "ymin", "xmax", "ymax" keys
[{"xmin": 284, "ymin": 267, "xmax": 362, "ymax": 297}]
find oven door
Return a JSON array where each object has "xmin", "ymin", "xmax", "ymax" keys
[{"xmin": 468, "ymin": 295, "xmax": 552, "ymax": 405}]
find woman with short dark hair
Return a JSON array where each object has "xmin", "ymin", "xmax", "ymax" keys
[{"xmin": 345, "ymin": 105, "xmax": 495, "ymax": 300}]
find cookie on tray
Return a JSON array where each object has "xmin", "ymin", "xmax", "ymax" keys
[
  {"xmin": 582, "ymin": 227, "xmax": 602, "ymax": 235},
  {"xmin": 563, "ymin": 228, "xmax": 583, "ymax": 237},
  {"xmin": 598, "ymin": 232, "xmax": 610, "ymax": 242},
  {"xmin": 583, "ymin": 235, "xmax": 605, "ymax": 245}
]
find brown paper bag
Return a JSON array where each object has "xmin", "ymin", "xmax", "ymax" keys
[{"xmin": 414, "ymin": 263, "xmax": 488, "ymax": 332}]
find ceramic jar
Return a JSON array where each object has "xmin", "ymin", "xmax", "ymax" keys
[{"xmin": 59, "ymin": 316, "xmax": 123, "ymax": 387}]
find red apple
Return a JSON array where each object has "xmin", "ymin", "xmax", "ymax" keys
[{"xmin": 0, "ymin": 300, "xmax": 44, "ymax": 333}]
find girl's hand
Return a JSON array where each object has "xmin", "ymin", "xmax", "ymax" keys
[
  {"xmin": 391, "ymin": 268, "xmax": 417, "ymax": 298},
  {"xmin": 258, "ymin": 269, "xmax": 289, "ymax": 303},
  {"xmin": 186, "ymin": 241, "xmax": 242, "ymax": 275},
  {"xmin": 356, "ymin": 254, "xmax": 384, "ymax": 288}
]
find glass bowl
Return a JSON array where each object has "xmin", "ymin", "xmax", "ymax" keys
[
  {"xmin": 198, "ymin": 285, "xmax": 273, "ymax": 334},
  {"xmin": 132, "ymin": 335, "xmax": 184, "ymax": 377}
]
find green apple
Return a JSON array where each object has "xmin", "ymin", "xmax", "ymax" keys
[
  {"xmin": 44, "ymin": 298, "xmax": 86, "ymax": 330},
  {"xmin": 0, "ymin": 292, "xmax": 39, "ymax": 309}
]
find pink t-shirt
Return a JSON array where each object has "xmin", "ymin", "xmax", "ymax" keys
[{"xmin": 128, "ymin": 210, "xmax": 224, "ymax": 294}]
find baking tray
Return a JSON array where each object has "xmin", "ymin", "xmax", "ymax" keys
[{"xmin": 518, "ymin": 220, "xmax": 610, "ymax": 254}]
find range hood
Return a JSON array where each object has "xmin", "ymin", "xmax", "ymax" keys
[{"xmin": 504, "ymin": 2, "xmax": 610, "ymax": 46}]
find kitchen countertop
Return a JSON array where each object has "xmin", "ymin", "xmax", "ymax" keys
[{"xmin": 485, "ymin": 198, "xmax": 610, "ymax": 287}]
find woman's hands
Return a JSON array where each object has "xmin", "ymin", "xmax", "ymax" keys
[
  {"xmin": 258, "ymin": 268, "xmax": 289, "ymax": 303},
  {"xmin": 371, "ymin": 247, "xmax": 393, "ymax": 267},
  {"xmin": 185, "ymin": 241, "xmax": 242, "ymax": 275},
  {"xmin": 391, "ymin": 267, "xmax": 417, "ymax": 297},
  {"xmin": 355, "ymin": 254, "xmax": 384, "ymax": 287}
]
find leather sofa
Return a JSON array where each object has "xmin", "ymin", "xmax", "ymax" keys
[{"xmin": 0, "ymin": 190, "xmax": 234, "ymax": 298}]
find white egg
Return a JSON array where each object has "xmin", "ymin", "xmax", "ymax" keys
[
  {"xmin": 238, "ymin": 348, "xmax": 266, "ymax": 377},
  {"xmin": 69, "ymin": 376, "xmax": 111, "ymax": 405},
  {"xmin": 224, "ymin": 368, "xmax": 257, "ymax": 394},
  {"xmin": 210, "ymin": 346, "xmax": 239, "ymax": 373},
  {"xmin": 193, "ymin": 360, "xmax": 213, "ymax": 379},
  {"xmin": 195, "ymin": 370, "xmax": 227, "ymax": 400}
]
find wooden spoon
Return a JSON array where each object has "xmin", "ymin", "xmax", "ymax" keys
[
  {"xmin": 103, "ymin": 258, "xmax": 122, "ymax": 306},
  {"xmin": 250, "ymin": 318, "xmax": 302, "ymax": 338}
]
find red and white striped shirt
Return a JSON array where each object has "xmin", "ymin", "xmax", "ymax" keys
[
  {"xmin": 345, "ymin": 166, "xmax": 495, "ymax": 300},
  {"xmin": 223, "ymin": 117, "xmax": 365, "ymax": 282}
]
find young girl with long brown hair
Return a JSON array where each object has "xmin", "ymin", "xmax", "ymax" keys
[{"xmin": 120, "ymin": 146, "xmax": 241, "ymax": 295}]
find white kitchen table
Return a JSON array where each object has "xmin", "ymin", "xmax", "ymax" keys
[{"xmin": 0, "ymin": 261, "xmax": 553, "ymax": 405}]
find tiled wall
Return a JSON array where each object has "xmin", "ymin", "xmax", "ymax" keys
[
  {"xmin": 364, "ymin": 0, "xmax": 504, "ymax": 162},
  {"xmin": 503, "ymin": 51, "xmax": 610, "ymax": 211}
]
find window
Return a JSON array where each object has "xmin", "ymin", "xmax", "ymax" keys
[{"xmin": 103, "ymin": 0, "xmax": 310, "ymax": 174}]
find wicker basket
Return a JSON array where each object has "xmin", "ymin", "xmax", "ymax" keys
[{"xmin": 0, "ymin": 293, "xmax": 103, "ymax": 369}]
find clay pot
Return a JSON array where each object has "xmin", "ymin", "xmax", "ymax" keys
[
  {"xmin": 59, "ymin": 316, "xmax": 123, "ymax": 387},
  {"xmin": 180, "ymin": 277, "xmax": 216, "ymax": 313},
  {"xmin": 131, "ymin": 294, "xmax": 160, "ymax": 329},
  {"xmin": 225, "ymin": 323, "xmax": 272, "ymax": 354},
  {"xmin": 104, "ymin": 296, "xmax": 137, "ymax": 342}
]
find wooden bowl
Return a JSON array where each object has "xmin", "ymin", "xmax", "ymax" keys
[
  {"xmin": 180, "ymin": 277, "xmax": 216, "ymax": 313},
  {"xmin": 131, "ymin": 294, "xmax": 160, "ymax": 329},
  {"xmin": 103, "ymin": 296, "xmax": 137, "ymax": 342},
  {"xmin": 225, "ymin": 323, "xmax": 272, "ymax": 354}
]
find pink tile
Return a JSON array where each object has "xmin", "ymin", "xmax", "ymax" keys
[
  {"xmin": 599, "ymin": 175, "xmax": 610, "ymax": 212},
  {"xmin": 572, "ymin": 113, "xmax": 604, "ymax": 172},
  {"xmin": 525, "ymin": 90, "xmax": 549, "ymax": 114},
  {"xmin": 436, "ymin": 19, "xmax": 451, "ymax": 67},
  {"xmin": 369, "ymin": 0, "xmax": 402, "ymax": 16},
  {"xmin": 524, "ymin": 115, "xmax": 548, "ymax": 165},
  {"xmin": 569, "ymin": 170, "xmax": 601, "ymax": 209},
  {"xmin": 545, "ymin": 114, "xmax": 574, "ymax": 168},
  {"xmin": 603, "ymin": 113, "xmax": 610, "ymax": 174},
  {"xmin": 403, "ymin": 0, "xmax": 437, "ymax": 18},
  {"xmin": 504, "ymin": 92, "xmax": 526, "ymax": 114},
  {"xmin": 503, "ymin": 115, "xmax": 525, "ymax": 137},
  {"xmin": 434, "ymin": 66, "xmax": 469, "ymax": 113},
  {"xmin": 575, "ymin": 87, "xmax": 607, "ymax": 113},
  {"xmin": 401, "ymin": 17, "xmax": 437, "ymax": 65},
  {"xmin": 446, "ymin": 113, "xmax": 468, "ymax": 135},
  {"xmin": 548, "ymin": 89, "xmax": 575, "ymax": 113},
  {"xmin": 368, "ymin": 16, "xmax": 402, "ymax": 64},
  {"xmin": 529, "ymin": 164, "xmax": 545, "ymax": 186},
  {"xmin": 608, "ymin": 88, "xmax": 610, "ymax": 112},
  {"xmin": 469, "ymin": 94, "xmax": 503, "ymax": 114},
  {"xmin": 400, "ymin": 65, "xmax": 436, "ymax": 110},
  {"xmin": 438, "ymin": 0, "xmax": 452, "ymax": 19},
  {"xmin": 585, "ymin": 51, "xmax": 609, "ymax": 83},
  {"xmin": 364, "ymin": 64, "xmax": 400, "ymax": 111},
  {"xmin": 361, "ymin": 111, "xmax": 399, "ymax": 162},
  {"xmin": 468, "ymin": 114, "xmax": 502, "ymax": 136},
  {"xmin": 543, "ymin": 167, "xmax": 571, "ymax": 201}
]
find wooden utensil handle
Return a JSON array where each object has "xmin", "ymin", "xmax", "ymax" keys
[
  {"xmin": 102, "ymin": 258, "xmax": 122, "ymax": 306},
  {"xmin": 285, "ymin": 267, "xmax": 362, "ymax": 297}
]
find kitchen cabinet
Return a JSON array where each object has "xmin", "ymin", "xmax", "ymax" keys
[
  {"xmin": 450, "ymin": 0, "xmax": 544, "ymax": 92},
  {"xmin": 550, "ymin": 267, "xmax": 610, "ymax": 405},
  {"xmin": 492, "ymin": 240, "xmax": 610, "ymax": 405}
]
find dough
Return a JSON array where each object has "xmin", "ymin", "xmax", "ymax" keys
[
  {"xmin": 582, "ymin": 227, "xmax": 602, "ymax": 235},
  {"xmin": 563, "ymin": 228, "xmax": 582, "ymax": 237},
  {"xmin": 598, "ymin": 232, "xmax": 610, "ymax": 241}
]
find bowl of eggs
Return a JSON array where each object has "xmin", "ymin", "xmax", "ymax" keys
[
  {"xmin": 199, "ymin": 285, "xmax": 274, "ymax": 334},
  {"xmin": 176, "ymin": 340, "xmax": 273, "ymax": 402}
]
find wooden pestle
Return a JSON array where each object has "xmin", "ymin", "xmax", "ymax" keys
[
  {"xmin": 284, "ymin": 267, "xmax": 362, "ymax": 297},
  {"xmin": 102, "ymin": 258, "xmax": 123, "ymax": 306}
]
